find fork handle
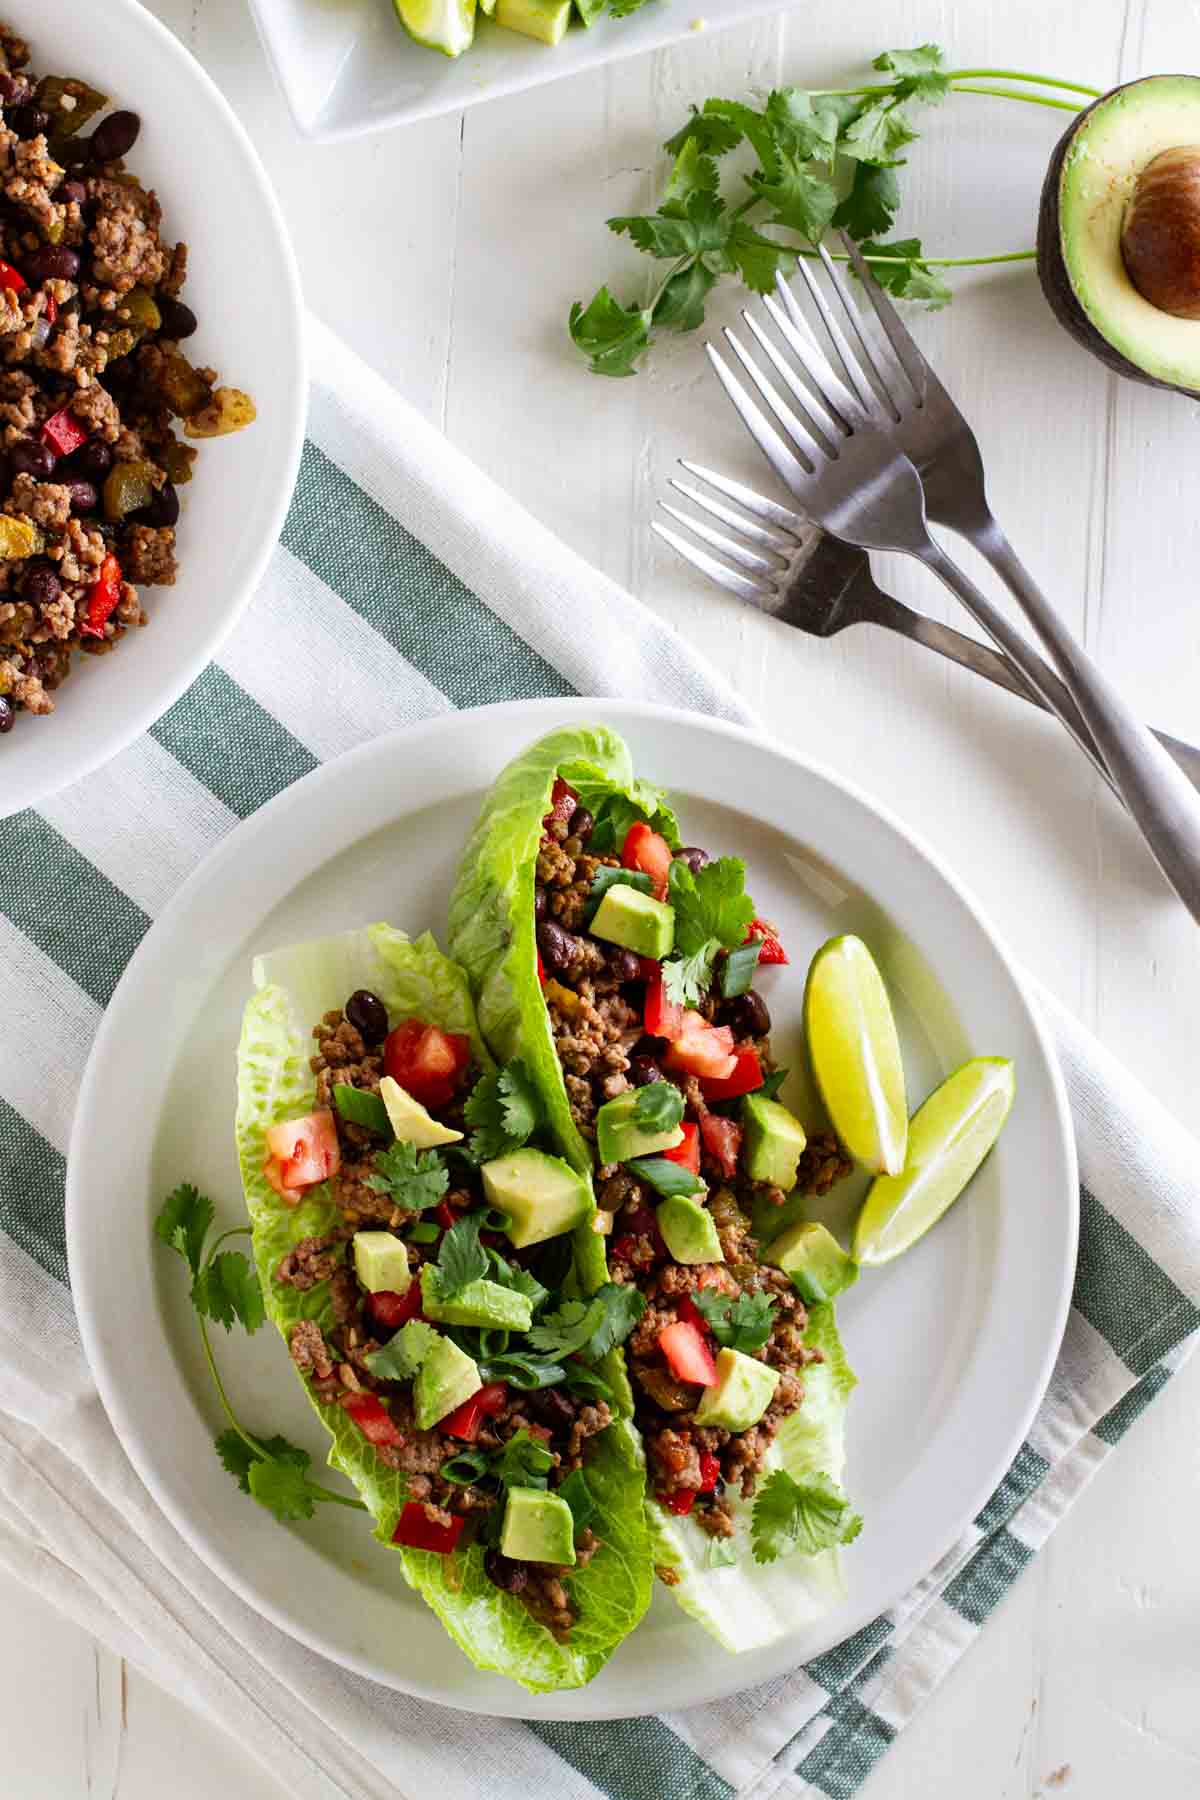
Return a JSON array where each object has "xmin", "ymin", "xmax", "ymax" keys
[{"xmin": 922, "ymin": 533, "xmax": 1200, "ymax": 921}]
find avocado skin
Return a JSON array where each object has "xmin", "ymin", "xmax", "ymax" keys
[{"xmin": 1036, "ymin": 78, "xmax": 1200, "ymax": 398}]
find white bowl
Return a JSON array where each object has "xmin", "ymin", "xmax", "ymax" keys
[
  {"xmin": 2, "ymin": 0, "xmax": 305, "ymax": 819},
  {"xmin": 247, "ymin": 0, "xmax": 787, "ymax": 140}
]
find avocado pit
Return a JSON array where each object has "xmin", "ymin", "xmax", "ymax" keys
[{"xmin": 1120, "ymin": 144, "xmax": 1200, "ymax": 319}]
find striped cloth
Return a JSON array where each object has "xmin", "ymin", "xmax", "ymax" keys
[{"xmin": 1, "ymin": 317, "xmax": 1198, "ymax": 1800}]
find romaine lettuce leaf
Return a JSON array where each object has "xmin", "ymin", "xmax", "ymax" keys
[
  {"xmin": 235, "ymin": 922, "xmax": 651, "ymax": 1691},
  {"xmin": 642, "ymin": 1304, "xmax": 857, "ymax": 1652}
]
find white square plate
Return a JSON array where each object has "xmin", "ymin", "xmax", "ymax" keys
[{"xmin": 246, "ymin": 0, "xmax": 787, "ymax": 139}]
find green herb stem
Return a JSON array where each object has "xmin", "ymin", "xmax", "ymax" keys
[
  {"xmin": 823, "ymin": 249, "xmax": 1037, "ymax": 269},
  {"xmin": 813, "ymin": 68, "xmax": 1099, "ymax": 102},
  {"xmin": 948, "ymin": 84, "xmax": 1084, "ymax": 111},
  {"xmin": 944, "ymin": 68, "xmax": 1101, "ymax": 97}
]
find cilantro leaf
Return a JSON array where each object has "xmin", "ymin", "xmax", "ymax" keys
[
  {"xmin": 333, "ymin": 1083, "xmax": 391, "ymax": 1136},
  {"xmin": 610, "ymin": 187, "xmax": 730, "ymax": 261},
  {"xmin": 668, "ymin": 856, "xmax": 755, "ymax": 959},
  {"xmin": 750, "ymin": 1469, "xmax": 863, "ymax": 1563},
  {"xmin": 191, "ymin": 1250, "xmax": 265, "ymax": 1334},
  {"xmin": 839, "ymin": 99, "xmax": 918, "ymax": 167},
  {"xmin": 582, "ymin": 1282, "xmax": 647, "ymax": 1360},
  {"xmin": 748, "ymin": 152, "xmax": 839, "ymax": 242},
  {"xmin": 366, "ymin": 1139, "xmax": 449, "ymax": 1213},
  {"xmin": 691, "ymin": 1287, "xmax": 776, "ymax": 1353},
  {"xmin": 480, "ymin": 1351, "xmax": 567, "ymax": 1391},
  {"xmin": 631, "ymin": 1081, "xmax": 684, "ymax": 1135},
  {"xmin": 872, "ymin": 43, "xmax": 950, "ymax": 103},
  {"xmin": 661, "ymin": 136, "xmax": 720, "ymax": 209},
  {"xmin": 764, "ymin": 88, "xmax": 842, "ymax": 164},
  {"xmin": 155, "ymin": 1182, "xmax": 213, "ymax": 1277},
  {"xmin": 663, "ymin": 106, "xmax": 744, "ymax": 160},
  {"xmin": 364, "ymin": 1319, "xmax": 438, "ymax": 1382},
  {"xmin": 215, "ymin": 1429, "xmax": 258, "ymax": 1494},
  {"xmin": 757, "ymin": 1067, "xmax": 789, "ymax": 1102},
  {"xmin": 464, "ymin": 1060, "xmax": 542, "ymax": 1163},
  {"xmin": 652, "ymin": 260, "xmax": 718, "ymax": 332},
  {"xmin": 702, "ymin": 98, "xmax": 786, "ymax": 179},
  {"xmin": 626, "ymin": 1155, "xmax": 706, "ymax": 1200},
  {"xmin": 493, "ymin": 1429, "xmax": 556, "ymax": 1492},
  {"xmin": 437, "ymin": 1211, "xmax": 489, "ymax": 1297},
  {"xmin": 248, "ymin": 1454, "xmax": 319, "ymax": 1522},
  {"xmin": 487, "ymin": 1250, "xmax": 548, "ymax": 1314},
  {"xmin": 558, "ymin": 1467, "xmax": 598, "ymax": 1535},
  {"xmin": 857, "ymin": 238, "xmax": 952, "ymax": 306},
  {"xmin": 569, "ymin": 287, "xmax": 654, "ymax": 379},
  {"xmin": 662, "ymin": 940, "xmax": 719, "ymax": 1009},
  {"xmin": 722, "ymin": 224, "xmax": 795, "ymax": 295},
  {"xmin": 526, "ymin": 1297, "xmax": 605, "ymax": 1359},
  {"xmin": 833, "ymin": 161, "xmax": 901, "ymax": 240}
]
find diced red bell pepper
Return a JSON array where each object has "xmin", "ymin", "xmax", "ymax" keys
[
  {"xmin": 658, "ymin": 1320, "xmax": 718, "ymax": 1386},
  {"xmin": 659, "ymin": 1487, "xmax": 696, "ymax": 1516},
  {"xmin": 0, "ymin": 260, "xmax": 25, "ymax": 294},
  {"xmin": 78, "ymin": 553, "xmax": 123, "ymax": 639},
  {"xmin": 664, "ymin": 1019, "xmax": 737, "ymax": 1082},
  {"xmin": 41, "ymin": 405, "xmax": 88, "ymax": 459},
  {"xmin": 699, "ymin": 1113, "xmax": 743, "ymax": 1179},
  {"xmin": 339, "ymin": 1391, "xmax": 403, "ymax": 1448},
  {"xmin": 661, "ymin": 1120, "xmax": 700, "ymax": 1175},
  {"xmin": 442, "ymin": 1381, "xmax": 508, "ymax": 1443},
  {"xmin": 698, "ymin": 1452, "xmax": 721, "ymax": 1493},
  {"xmin": 746, "ymin": 917, "xmax": 788, "ymax": 965},
  {"xmin": 44, "ymin": 293, "xmax": 57, "ymax": 326},
  {"xmin": 622, "ymin": 821, "xmax": 673, "ymax": 901},
  {"xmin": 699, "ymin": 1046, "xmax": 763, "ymax": 1101},
  {"xmin": 543, "ymin": 776, "xmax": 578, "ymax": 832},
  {"xmin": 435, "ymin": 1198, "xmax": 459, "ymax": 1232},
  {"xmin": 264, "ymin": 1108, "xmax": 341, "ymax": 1191},
  {"xmin": 536, "ymin": 949, "xmax": 546, "ymax": 987},
  {"xmin": 392, "ymin": 1501, "xmax": 466, "ymax": 1554},
  {"xmin": 644, "ymin": 969, "xmax": 685, "ymax": 1041},
  {"xmin": 383, "ymin": 1019, "xmax": 471, "ymax": 1109},
  {"xmin": 367, "ymin": 1286, "xmax": 424, "ymax": 1333},
  {"xmin": 674, "ymin": 1295, "xmax": 709, "ymax": 1334}
]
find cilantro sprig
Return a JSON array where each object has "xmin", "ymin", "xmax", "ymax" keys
[
  {"xmin": 570, "ymin": 47, "xmax": 1101, "ymax": 376},
  {"xmin": 691, "ymin": 1287, "xmax": 776, "ymax": 1354},
  {"xmin": 463, "ymin": 1059, "xmax": 543, "ymax": 1163},
  {"xmin": 662, "ymin": 856, "xmax": 755, "ymax": 1008},
  {"xmin": 750, "ymin": 1469, "xmax": 863, "ymax": 1564},
  {"xmin": 155, "ymin": 1183, "xmax": 366, "ymax": 1523},
  {"xmin": 366, "ymin": 1139, "xmax": 450, "ymax": 1214}
]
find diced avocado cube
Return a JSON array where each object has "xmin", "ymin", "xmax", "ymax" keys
[
  {"xmin": 413, "ymin": 1333, "xmax": 481, "ymax": 1431},
  {"xmin": 656, "ymin": 1194, "xmax": 723, "ymax": 1264},
  {"xmin": 743, "ymin": 1094, "xmax": 807, "ymax": 1193},
  {"xmin": 494, "ymin": 0, "xmax": 572, "ymax": 44},
  {"xmin": 481, "ymin": 1147, "xmax": 592, "ymax": 1248},
  {"xmin": 380, "ymin": 1075, "xmax": 463, "ymax": 1149},
  {"xmin": 352, "ymin": 1230, "xmax": 411, "ymax": 1295},
  {"xmin": 589, "ymin": 885, "xmax": 674, "ymax": 961},
  {"xmin": 596, "ymin": 1091, "xmax": 684, "ymax": 1164},
  {"xmin": 766, "ymin": 1220, "xmax": 859, "ymax": 1305},
  {"xmin": 420, "ymin": 1266, "xmax": 534, "ymax": 1331},
  {"xmin": 694, "ymin": 1346, "xmax": 780, "ymax": 1432},
  {"xmin": 499, "ymin": 1486, "xmax": 577, "ymax": 1565}
]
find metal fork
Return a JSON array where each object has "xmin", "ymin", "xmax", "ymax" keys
[
  {"xmin": 708, "ymin": 237, "xmax": 1200, "ymax": 921},
  {"xmin": 653, "ymin": 464, "xmax": 1200, "ymax": 796}
]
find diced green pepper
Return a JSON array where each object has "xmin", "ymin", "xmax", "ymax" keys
[
  {"xmin": 184, "ymin": 387, "xmax": 256, "ymax": 438},
  {"xmin": 164, "ymin": 438, "xmax": 195, "ymax": 485},
  {"xmin": 156, "ymin": 351, "xmax": 213, "ymax": 419},
  {"xmin": 36, "ymin": 76, "xmax": 108, "ymax": 139},
  {"xmin": 102, "ymin": 460, "xmax": 157, "ymax": 523}
]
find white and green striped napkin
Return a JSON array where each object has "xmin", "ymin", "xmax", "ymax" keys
[{"xmin": 1, "ymin": 318, "xmax": 1197, "ymax": 1800}]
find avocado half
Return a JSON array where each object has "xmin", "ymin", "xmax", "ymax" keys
[{"xmin": 1037, "ymin": 75, "xmax": 1200, "ymax": 396}]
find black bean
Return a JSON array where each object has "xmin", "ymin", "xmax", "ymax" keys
[
  {"xmin": 61, "ymin": 477, "xmax": 97, "ymax": 514},
  {"xmin": 484, "ymin": 1551, "xmax": 528, "ymax": 1595},
  {"xmin": 156, "ymin": 296, "xmax": 197, "ymax": 340},
  {"xmin": 571, "ymin": 806, "xmax": 594, "ymax": 843},
  {"xmin": 537, "ymin": 918, "xmax": 573, "ymax": 976},
  {"xmin": 345, "ymin": 988, "xmax": 389, "ymax": 1045},
  {"xmin": 722, "ymin": 989, "xmax": 771, "ymax": 1039},
  {"xmin": 22, "ymin": 564, "xmax": 62, "ymax": 610},
  {"xmin": 60, "ymin": 179, "xmax": 87, "ymax": 209},
  {"xmin": 90, "ymin": 110, "xmax": 140, "ymax": 164},
  {"xmin": 0, "ymin": 695, "xmax": 13, "ymax": 734},
  {"xmin": 22, "ymin": 246, "xmax": 80, "ymax": 284},
  {"xmin": 628, "ymin": 1056, "xmax": 664, "ymax": 1087},
  {"xmin": 139, "ymin": 482, "xmax": 179, "ymax": 528},
  {"xmin": 8, "ymin": 104, "xmax": 49, "ymax": 140},
  {"xmin": 10, "ymin": 438, "xmax": 55, "ymax": 480},
  {"xmin": 72, "ymin": 440, "xmax": 112, "ymax": 479},
  {"xmin": 533, "ymin": 886, "xmax": 547, "ymax": 923},
  {"xmin": 608, "ymin": 947, "xmax": 641, "ymax": 985},
  {"xmin": 674, "ymin": 845, "xmax": 710, "ymax": 874},
  {"xmin": 527, "ymin": 1385, "xmax": 575, "ymax": 1427}
]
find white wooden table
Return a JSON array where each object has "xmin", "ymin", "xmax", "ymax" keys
[{"xmin": 7, "ymin": 0, "xmax": 1200, "ymax": 1793}]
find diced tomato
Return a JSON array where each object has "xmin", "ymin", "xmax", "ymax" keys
[
  {"xmin": 664, "ymin": 1020, "xmax": 737, "ymax": 1082},
  {"xmin": 367, "ymin": 1286, "xmax": 424, "ymax": 1333},
  {"xmin": 622, "ymin": 821, "xmax": 673, "ymax": 901},
  {"xmin": 644, "ymin": 969, "xmax": 685, "ymax": 1041},
  {"xmin": 392, "ymin": 1501, "xmax": 466, "ymax": 1554},
  {"xmin": 41, "ymin": 405, "xmax": 88, "ymax": 458},
  {"xmin": 78, "ymin": 552, "xmax": 123, "ymax": 639},
  {"xmin": 339, "ymin": 1391, "xmax": 403, "ymax": 1448},
  {"xmin": 261, "ymin": 1155, "xmax": 291, "ymax": 1199},
  {"xmin": 435, "ymin": 1199, "xmax": 459, "ymax": 1232},
  {"xmin": 44, "ymin": 293, "xmax": 57, "ymax": 326},
  {"xmin": 543, "ymin": 775, "xmax": 578, "ymax": 832},
  {"xmin": 0, "ymin": 260, "xmax": 25, "ymax": 294},
  {"xmin": 746, "ymin": 917, "xmax": 788, "ymax": 965},
  {"xmin": 264, "ymin": 1109, "xmax": 340, "ymax": 1191},
  {"xmin": 658, "ymin": 1320, "xmax": 718, "ymax": 1387},
  {"xmin": 659, "ymin": 1487, "xmax": 696, "ymax": 1516},
  {"xmin": 442, "ymin": 1381, "xmax": 508, "ymax": 1443},
  {"xmin": 536, "ymin": 949, "xmax": 546, "ymax": 987},
  {"xmin": 383, "ymin": 1019, "xmax": 471, "ymax": 1109},
  {"xmin": 699, "ymin": 1113, "xmax": 743, "ymax": 1179},
  {"xmin": 661, "ymin": 1120, "xmax": 700, "ymax": 1175},
  {"xmin": 698, "ymin": 1452, "xmax": 722, "ymax": 1493},
  {"xmin": 699, "ymin": 1046, "xmax": 762, "ymax": 1101},
  {"xmin": 675, "ymin": 1295, "xmax": 708, "ymax": 1334}
]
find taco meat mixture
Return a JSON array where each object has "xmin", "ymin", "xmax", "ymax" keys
[{"xmin": 0, "ymin": 22, "xmax": 253, "ymax": 735}]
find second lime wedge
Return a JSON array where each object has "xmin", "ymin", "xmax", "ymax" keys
[
  {"xmin": 853, "ymin": 1056, "xmax": 1016, "ymax": 1266},
  {"xmin": 804, "ymin": 934, "xmax": 908, "ymax": 1176}
]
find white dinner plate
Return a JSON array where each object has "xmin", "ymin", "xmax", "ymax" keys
[
  {"xmin": 247, "ymin": 0, "xmax": 789, "ymax": 139},
  {"xmin": 67, "ymin": 700, "xmax": 1078, "ymax": 1718},
  {"xmin": 3, "ymin": 0, "xmax": 305, "ymax": 818}
]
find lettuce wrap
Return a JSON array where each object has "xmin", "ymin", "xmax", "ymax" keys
[
  {"xmin": 235, "ymin": 921, "xmax": 652, "ymax": 1691},
  {"xmin": 447, "ymin": 726, "xmax": 860, "ymax": 1654}
]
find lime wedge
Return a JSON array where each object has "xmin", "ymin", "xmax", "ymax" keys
[
  {"xmin": 853, "ymin": 1057, "xmax": 1015, "ymax": 1266},
  {"xmin": 393, "ymin": 0, "xmax": 475, "ymax": 56},
  {"xmin": 804, "ymin": 935, "xmax": 908, "ymax": 1175}
]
